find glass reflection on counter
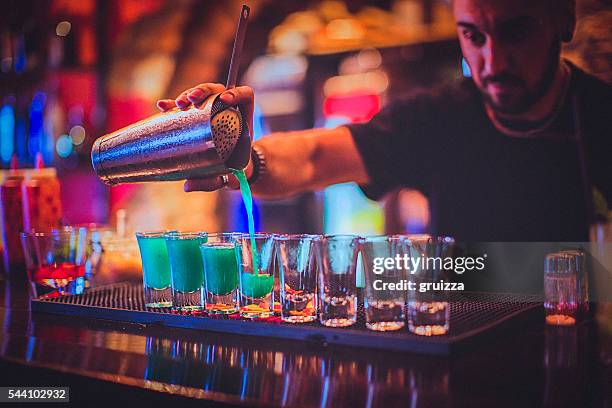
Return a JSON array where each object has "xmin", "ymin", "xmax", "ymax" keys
[
  {"xmin": 543, "ymin": 326, "xmax": 587, "ymax": 407},
  {"xmin": 142, "ymin": 336, "xmax": 451, "ymax": 407}
]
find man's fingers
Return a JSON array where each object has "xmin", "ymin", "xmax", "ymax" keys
[
  {"xmin": 219, "ymin": 86, "xmax": 254, "ymax": 135},
  {"xmin": 176, "ymin": 83, "xmax": 226, "ymax": 109},
  {"xmin": 219, "ymin": 86, "xmax": 254, "ymax": 106},
  {"xmin": 175, "ymin": 89, "xmax": 194, "ymax": 110},
  {"xmin": 184, "ymin": 177, "xmax": 224, "ymax": 192},
  {"xmin": 187, "ymin": 83, "xmax": 226, "ymax": 106},
  {"xmin": 226, "ymin": 174, "xmax": 240, "ymax": 190},
  {"xmin": 156, "ymin": 99, "xmax": 176, "ymax": 111},
  {"xmin": 183, "ymin": 173, "xmax": 239, "ymax": 192}
]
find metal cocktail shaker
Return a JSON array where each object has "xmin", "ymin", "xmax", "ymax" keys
[{"xmin": 91, "ymin": 94, "xmax": 251, "ymax": 185}]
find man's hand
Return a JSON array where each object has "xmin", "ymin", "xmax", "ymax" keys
[{"xmin": 156, "ymin": 83, "xmax": 255, "ymax": 192}]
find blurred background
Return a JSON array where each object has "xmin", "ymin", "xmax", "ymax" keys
[{"xmin": 1, "ymin": 0, "xmax": 610, "ymax": 238}]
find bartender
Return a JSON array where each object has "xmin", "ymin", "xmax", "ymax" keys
[{"xmin": 157, "ymin": 0, "xmax": 611, "ymax": 241}]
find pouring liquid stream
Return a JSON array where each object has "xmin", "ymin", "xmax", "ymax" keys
[{"xmin": 232, "ymin": 169, "xmax": 259, "ymax": 275}]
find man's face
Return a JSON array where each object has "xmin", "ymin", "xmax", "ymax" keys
[{"xmin": 453, "ymin": 0, "xmax": 562, "ymax": 114}]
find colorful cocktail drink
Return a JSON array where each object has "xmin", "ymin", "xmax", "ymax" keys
[
  {"xmin": 235, "ymin": 233, "xmax": 275, "ymax": 318},
  {"xmin": 200, "ymin": 233, "xmax": 240, "ymax": 314},
  {"xmin": 136, "ymin": 232, "xmax": 173, "ymax": 307},
  {"xmin": 165, "ymin": 232, "xmax": 206, "ymax": 311},
  {"xmin": 20, "ymin": 228, "xmax": 88, "ymax": 297}
]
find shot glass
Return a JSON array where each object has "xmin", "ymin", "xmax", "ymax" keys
[
  {"xmin": 275, "ymin": 234, "xmax": 318, "ymax": 323},
  {"xmin": 236, "ymin": 233, "xmax": 275, "ymax": 318},
  {"xmin": 165, "ymin": 232, "xmax": 206, "ymax": 311},
  {"xmin": 405, "ymin": 235, "xmax": 455, "ymax": 336},
  {"xmin": 560, "ymin": 249, "xmax": 588, "ymax": 315},
  {"xmin": 136, "ymin": 231, "xmax": 173, "ymax": 308},
  {"xmin": 316, "ymin": 235, "xmax": 360, "ymax": 327},
  {"xmin": 20, "ymin": 227, "xmax": 88, "ymax": 298},
  {"xmin": 544, "ymin": 252, "xmax": 578, "ymax": 326},
  {"xmin": 360, "ymin": 236, "xmax": 410, "ymax": 331},
  {"xmin": 200, "ymin": 233, "xmax": 240, "ymax": 315}
]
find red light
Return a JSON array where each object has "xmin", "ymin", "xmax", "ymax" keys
[{"xmin": 323, "ymin": 93, "xmax": 381, "ymax": 123}]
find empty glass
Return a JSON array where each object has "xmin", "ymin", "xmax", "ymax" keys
[
  {"xmin": 200, "ymin": 233, "xmax": 240, "ymax": 315},
  {"xmin": 544, "ymin": 251, "xmax": 578, "ymax": 326},
  {"xmin": 136, "ymin": 231, "xmax": 173, "ymax": 308},
  {"xmin": 560, "ymin": 249, "xmax": 588, "ymax": 315},
  {"xmin": 405, "ymin": 235, "xmax": 455, "ymax": 336},
  {"xmin": 316, "ymin": 235, "xmax": 360, "ymax": 328},
  {"xmin": 75, "ymin": 223, "xmax": 114, "ymax": 278},
  {"xmin": 20, "ymin": 227, "xmax": 88, "ymax": 297},
  {"xmin": 165, "ymin": 232, "xmax": 206, "ymax": 311},
  {"xmin": 360, "ymin": 236, "xmax": 410, "ymax": 331},
  {"xmin": 275, "ymin": 234, "xmax": 318, "ymax": 323},
  {"xmin": 236, "ymin": 233, "xmax": 275, "ymax": 318}
]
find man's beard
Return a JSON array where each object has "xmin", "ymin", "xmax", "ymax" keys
[{"xmin": 480, "ymin": 41, "xmax": 561, "ymax": 115}]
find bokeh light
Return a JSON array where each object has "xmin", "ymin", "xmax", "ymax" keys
[
  {"xmin": 56, "ymin": 21, "xmax": 72, "ymax": 37},
  {"xmin": 68, "ymin": 105, "xmax": 84, "ymax": 126},
  {"xmin": 0, "ymin": 104, "xmax": 15, "ymax": 162},
  {"xmin": 56, "ymin": 134, "xmax": 73, "ymax": 157},
  {"xmin": 69, "ymin": 125, "xmax": 86, "ymax": 145}
]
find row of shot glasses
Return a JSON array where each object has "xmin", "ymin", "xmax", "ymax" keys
[{"xmin": 136, "ymin": 232, "xmax": 455, "ymax": 335}]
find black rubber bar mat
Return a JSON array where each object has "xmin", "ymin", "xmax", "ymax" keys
[{"xmin": 31, "ymin": 282, "xmax": 543, "ymax": 355}]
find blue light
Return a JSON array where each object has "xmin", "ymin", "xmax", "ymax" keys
[
  {"xmin": 13, "ymin": 35, "xmax": 26, "ymax": 74},
  {"xmin": 229, "ymin": 192, "xmax": 260, "ymax": 234},
  {"xmin": 26, "ymin": 337, "xmax": 35, "ymax": 362},
  {"xmin": 0, "ymin": 105, "xmax": 15, "ymax": 162},
  {"xmin": 323, "ymin": 115, "xmax": 351, "ymax": 129},
  {"xmin": 29, "ymin": 94, "xmax": 45, "ymax": 158},
  {"xmin": 323, "ymin": 182, "xmax": 384, "ymax": 235},
  {"xmin": 56, "ymin": 134, "xmax": 73, "ymax": 158},
  {"xmin": 31, "ymin": 92, "xmax": 46, "ymax": 111},
  {"xmin": 240, "ymin": 369, "xmax": 248, "ymax": 400},
  {"xmin": 251, "ymin": 102, "xmax": 268, "ymax": 142},
  {"xmin": 462, "ymin": 58, "xmax": 472, "ymax": 77},
  {"xmin": 16, "ymin": 116, "xmax": 27, "ymax": 161}
]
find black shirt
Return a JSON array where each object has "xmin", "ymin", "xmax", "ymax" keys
[{"xmin": 348, "ymin": 64, "xmax": 611, "ymax": 241}]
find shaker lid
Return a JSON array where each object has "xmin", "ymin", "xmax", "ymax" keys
[{"xmin": 210, "ymin": 106, "xmax": 242, "ymax": 162}]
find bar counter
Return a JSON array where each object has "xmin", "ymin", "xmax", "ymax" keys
[{"xmin": 0, "ymin": 277, "xmax": 609, "ymax": 407}]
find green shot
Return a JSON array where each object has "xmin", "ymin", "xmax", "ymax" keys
[
  {"xmin": 200, "ymin": 233, "xmax": 241, "ymax": 314},
  {"xmin": 235, "ymin": 233, "xmax": 275, "ymax": 319},
  {"xmin": 200, "ymin": 243, "xmax": 239, "ymax": 296},
  {"xmin": 239, "ymin": 273, "xmax": 274, "ymax": 299},
  {"xmin": 136, "ymin": 232, "xmax": 173, "ymax": 308},
  {"xmin": 165, "ymin": 232, "xmax": 206, "ymax": 310}
]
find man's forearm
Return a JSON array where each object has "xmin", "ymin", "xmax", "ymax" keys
[{"xmin": 249, "ymin": 126, "xmax": 370, "ymax": 199}]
